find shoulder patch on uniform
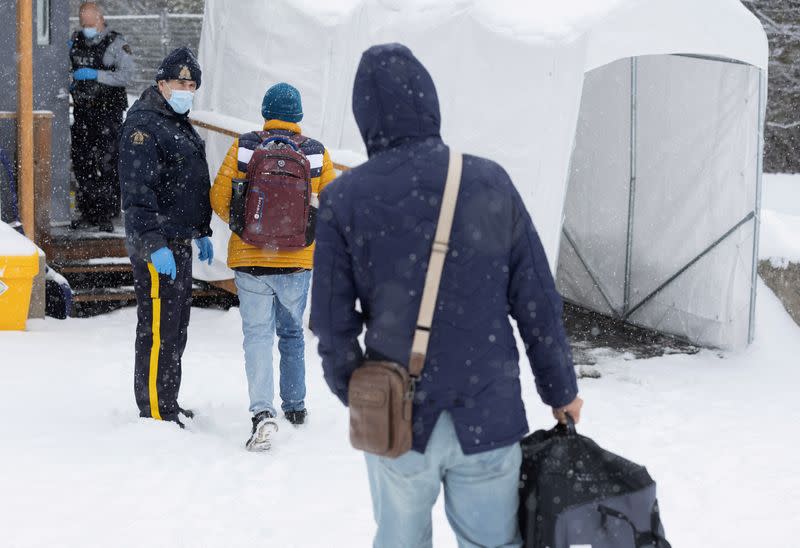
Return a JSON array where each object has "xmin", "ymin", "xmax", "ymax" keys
[
  {"xmin": 130, "ymin": 129, "xmax": 150, "ymax": 145},
  {"xmin": 122, "ymin": 44, "xmax": 132, "ymax": 55}
]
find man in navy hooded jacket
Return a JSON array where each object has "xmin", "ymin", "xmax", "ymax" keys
[{"xmin": 311, "ymin": 44, "xmax": 582, "ymax": 547}]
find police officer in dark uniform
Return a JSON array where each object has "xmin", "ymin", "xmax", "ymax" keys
[
  {"xmin": 119, "ymin": 47, "xmax": 214, "ymax": 427},
  {"xmin": 70, "ymin": 2, "xmax": 135, "ymax": 232}
]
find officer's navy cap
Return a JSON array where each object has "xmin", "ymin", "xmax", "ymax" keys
[{"xmin": 155, "ymin": 47, "xmax": 202, "ymax": 89}]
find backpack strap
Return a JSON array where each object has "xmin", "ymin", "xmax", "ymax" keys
[
  {"xmin": 260, "ymin": 136, "xmax": 300, "ymax": 151},
  {"xmin": 253, "ymin": 130, "xmax": 308, "ymax": 146},
  {"xmin": 237, "ymin": 130, "xmax": 313, "ymax": 176},
  {"xmin": 597, "ymin": 505, "xmax": 672, "ymax": 548},
  {"xmin": 286, "ymin": 133, "xmax": 310, "ymax": 148},
  {"xmin": 236, "ymin": 131, "xmax": 262, "ymax": 172}
]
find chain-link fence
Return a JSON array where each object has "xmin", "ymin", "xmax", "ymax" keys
[{"xmin": 69, "ymin": 12, "xmax": 203, "ymax": 96}]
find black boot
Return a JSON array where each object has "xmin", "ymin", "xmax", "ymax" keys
[
  {"xmin": 97, "ymin": 217, "xmax": 114, "ymax": 233},
  {"xmin": 245, "ymin": 410, "xmax": 278, "ymax": 452},
  {"xmin": 285, "ymin": 409, "xmax": 307, "ymax": 426},
  {"xmin": 178, "ymin": 407, "xmax": 195, "ymax": 420},
  {"xmin": 70, "ymin": 216, "xmax": 96, "ymax": 230}
]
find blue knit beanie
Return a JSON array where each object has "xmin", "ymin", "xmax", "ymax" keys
[{"xmin": 261, "ymin": 83, "xmax": 303, "ymax": 123}]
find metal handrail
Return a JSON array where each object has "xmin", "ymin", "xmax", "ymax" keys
[
  {"xmin": 69, "ymin": 14, "xmax": 204, "ymax": 21},
  {"xmin": 188, "ymin": 117, "xmax": 352, "ymax": 172}
]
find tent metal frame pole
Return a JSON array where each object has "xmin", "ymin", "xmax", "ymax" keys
[
  {"xmin": 624, "ymin": 211, "xmax": 756, "ymax": 321},
  {"xmin": 748, "ymin": 69, "xmax": 766, "ymax": 344},
  {"xmin": 674, "ymin": 53, "xmax": 750, "ymax": 66},
  {"xmin": 561, "ymin": 228, "xmax": 619, "ymax": 317},
  {"xmin": 623, "ymin": 57, "xmax": 638, "ymax": 315}
]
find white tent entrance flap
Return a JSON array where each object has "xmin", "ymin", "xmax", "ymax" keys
[{"xmin": 556, "ymin": 54, "xmax": 764, "ymax": 350}]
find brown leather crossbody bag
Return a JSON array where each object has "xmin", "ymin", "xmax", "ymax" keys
[{"xmin": 348, "ymin": 151, "xmax": 464, "ymax": 458}]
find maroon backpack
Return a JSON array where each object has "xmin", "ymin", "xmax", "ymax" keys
[{"xmin": 231, "ymin": 133, "xmax": 312, "ymax": 250}]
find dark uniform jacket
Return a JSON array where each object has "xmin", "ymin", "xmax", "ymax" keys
[
  {"xmin": 310, "ymin": 44, "xmax": 578, "ymax": 455},
  {"xmin": 69, "ymin": 29, "xmax": 131, "ymax": 114},
  {"xmin": 119, "ymin": 86, "xmax": 212, "ymax": 259}
]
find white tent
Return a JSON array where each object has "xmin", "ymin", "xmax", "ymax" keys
[{"xmin": 194, "ymin": 0, "xmax": 768, "ymax": 350}]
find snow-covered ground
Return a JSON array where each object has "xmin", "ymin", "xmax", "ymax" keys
[
  {"xmin": 2, "ymin": 285, "xmax": 799, "ymax": 547},
  {"xmin": 1, "ymin": 176, "xmax": 799, "ymax": 547}
]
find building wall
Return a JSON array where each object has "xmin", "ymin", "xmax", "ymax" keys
[
  {"xmin": 0, "ymin": 0, "xmax": 72, "ymax": 224},
  {"xmin": 0, "ymin": 1, "xmax": 204, "ymax": 227}
]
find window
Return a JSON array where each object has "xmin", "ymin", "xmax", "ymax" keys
[{"xmin": 36, "ymin": 0, "xmax": 50, "ymax": 46}]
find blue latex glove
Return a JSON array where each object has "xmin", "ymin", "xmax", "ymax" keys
[
  {"xmin": 73, "ymin": 68, "xmax": 98, "ymax": 81},
  {"xmin": 150, "ymin": 247, "xmax": 177, "ymax": 280},
  {"xmin": 195, "ymin": 237, "xmax": 214, "ymax": 265}
]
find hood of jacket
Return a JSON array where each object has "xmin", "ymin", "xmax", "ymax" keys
[
  {"xmin": 352, "ymin": 43, "xmax": 441, "ymax": 157},
  {"xmin": 127, "ymin": 85, "xmax": 186, "ymax": 121}
]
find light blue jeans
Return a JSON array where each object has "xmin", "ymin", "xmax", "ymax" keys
[
  {"xmin": 234, "ymin": 270, "xmax": 311, "ymax": 416},
  {"xmin": 365, "ymin": 412, "xmax": 523, "ymax": 548}
]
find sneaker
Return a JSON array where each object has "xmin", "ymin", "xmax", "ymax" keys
[
  {"xmin": 245, "ymin": 410, "xmax": 279, "ymax": 452},
  {"xmin": 285, "ymin": 409, "xmax": 307, "ymax": 426}
]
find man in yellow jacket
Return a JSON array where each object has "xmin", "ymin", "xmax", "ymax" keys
[{"xmin": 210, "ymin": 83, "xmax": 335, "ymax": 451}]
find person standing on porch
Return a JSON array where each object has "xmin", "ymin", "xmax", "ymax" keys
[{"xmin": 69, "ymin": 2, "xmax": 134, "ymax": 232}]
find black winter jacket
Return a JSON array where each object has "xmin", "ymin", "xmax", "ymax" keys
[{"xmin": 119, "ymin": 86, "xmax": 212, "ymax": 259}]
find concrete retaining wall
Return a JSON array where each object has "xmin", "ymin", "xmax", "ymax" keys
[{"xmin": 759, "ymin": 260, "xmax": 800, "ymax": 327}]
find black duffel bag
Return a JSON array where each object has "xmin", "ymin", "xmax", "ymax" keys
[{"xmin": 519, "ymin": 418, "xmax": 671, "ymax": 548}]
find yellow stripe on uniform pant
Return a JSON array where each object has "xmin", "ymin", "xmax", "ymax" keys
[{"xmin": 147, "ymin": 263, "xmax": 162, "ymax": 420}]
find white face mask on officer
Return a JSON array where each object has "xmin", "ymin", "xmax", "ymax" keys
[
  {"xmin": 167, "ymin": 88, "xmax": 194, "ymax": 114},
  {"xmin": 159, "ymin": 81, "xmax": 196, "ymax": 115},
  {"xmin": 82, "ymin": 27, "xmax": 99, "ymax": 39}
]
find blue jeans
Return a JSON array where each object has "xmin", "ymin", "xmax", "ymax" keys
[
  {"xmin": 234, "ymin": 270, "xmax": 311, "ymax": 416},
  {"xmin": 365, "ymin": 412, "xmax": 522, "ymax": 548}
]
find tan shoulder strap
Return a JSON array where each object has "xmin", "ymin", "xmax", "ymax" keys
[{"xmin": 409, "ymin": 150, "xmax": 463, "ymax": 377}]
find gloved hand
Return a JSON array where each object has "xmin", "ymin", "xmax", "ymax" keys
[
  {"xmin": 150, "ymin": 247, "xmax": 177, "ymax": 280},
  {"xmin": 73, "ymin": 68, "xmax": 98, "ymax": 81},
  {"xmin": 195, "ymin": 237, "xmax": 214, "ymax": 265}
]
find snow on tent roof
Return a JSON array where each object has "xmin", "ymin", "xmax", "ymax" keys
[
  {"xmin": 280, "ymin": 0, "xmax": 628, "ymax": 33},
  {"xmin": 195, "ymin": 0, "xmax": 768, "ymax": 350},
  {"xmin": 233, "ymin": 0, "xmax": 767, "ymax": 65}
]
